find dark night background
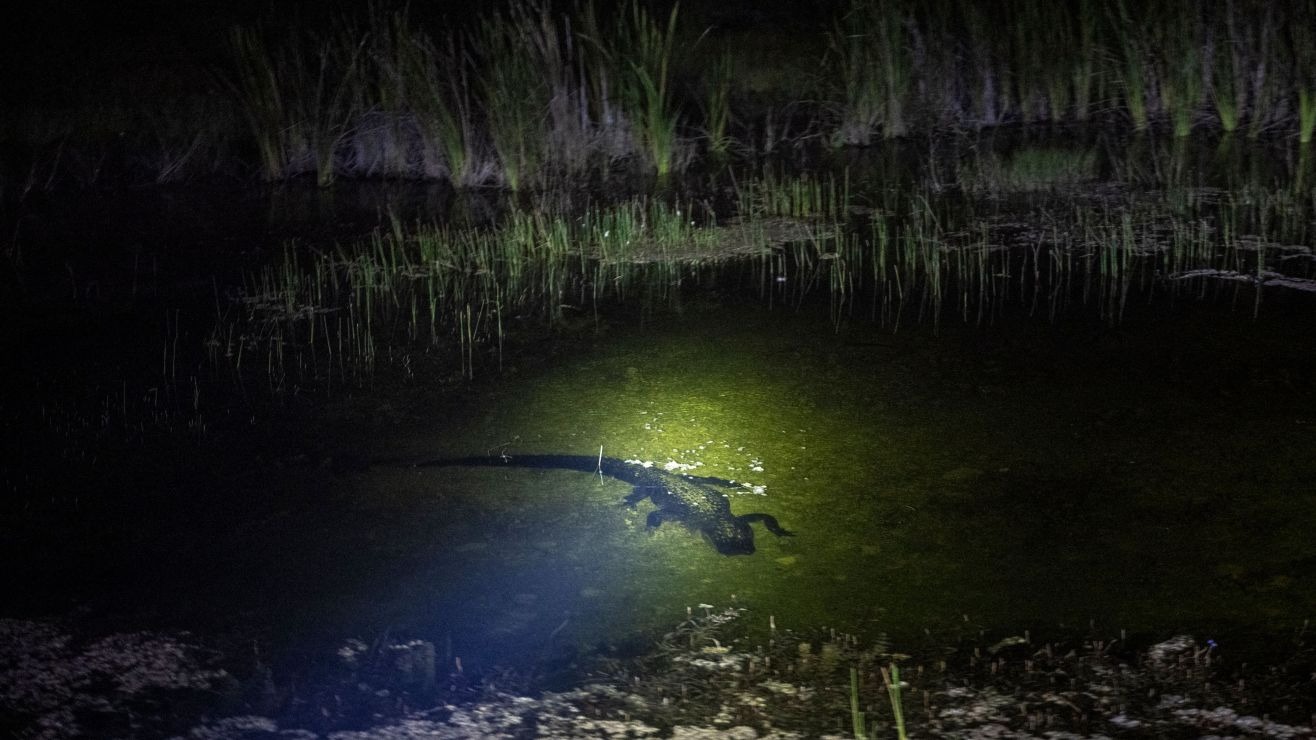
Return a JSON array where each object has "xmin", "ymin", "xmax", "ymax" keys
[{"xmin": 4, "ymin": 0, "xmax": 1316, "ymax": 737}]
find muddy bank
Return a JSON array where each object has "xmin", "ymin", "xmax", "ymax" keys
[{"xmin": 5, "ymin": 607, "xmax": 1316, "ymax": 738}]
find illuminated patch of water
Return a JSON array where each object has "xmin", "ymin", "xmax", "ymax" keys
[{"xmin": 354, "ymin": 300, "xmax": 1316, "ymax": 678}]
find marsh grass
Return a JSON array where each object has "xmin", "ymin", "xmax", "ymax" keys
[
  {"xmin": 478, "ymin": 9, "xmax": 550, "ymax": 191},
  {"xmin": 225, "ymin": 28, "xmax": 301, "ymax": 181},
  {"xmin": 227, "ymin": 26, "xmax": 365, "ymax": 185},
  {"xmin": 827, "ymin": 10, "xmax": 882, "ymax": 146},
  {"xmin": 212, "ymin": 170, "xmax": 1315, "ymax": 393},
  {"xmin": 702, "ymin": 52, "xmax": 735, "ymax": 159},
  {"xmin": 828, "ymin": 0, "xmax": 910, "ymax": 145},
  {"xmin": 22, "ymin": 0, "xmax": 1316, "ymax": 192},
  {"xmin": 1292, "ymin": 5, "xmax": 1316, "ymax": 145},
  {"xmin": 221, "ymin": 1, "xmax": 691, "ymax": 188},
  {"xmin": 1006, "ymin": 0, "xmax": 1083, "ymax": 123},
  {"xmin": 217, "ymin": 195, "xmax": 789, "ymax": 388},
  {"xmin": 1300, "ymin": 92, "xmax": 1316, "ymax": 146},
  {"xmin": 879, "ymin": 663, "xmax": 909, "ymax": 740},
  {"xmin": 1208, "ymin": 6, "xmax": 1245, "ymax": 135},
  {"xmin": 603, "ymin": 1, "xmax": 684, "ymax": 178},
  {"xmin": 214, "ymin": 0, "xmax": 1316, "ymax": 191},
  {"xmin": 365, "ymin": 12, "xmax": 483, "ymax": 183},
  {"xmin": 1241, "ymin": 5, "xmax": 1283, "ymax": 140},
  {"xmin": 1107, "ymin": 1, "xmax": 1150, "ymax": 132},
  {"xmin": 737, "ymin": 169, "xmax": 848, "ymax": 221},
  {"xmin": 958, "ymin": 146, "xmax": 1098, "ymax": 193},
  {"xmin": 1153, "ymin": 4, "xmax": 1205, "ymax": 138},
  {"xmin": 815, "ymin": 0, "xmax": 1316, "ymax": 137}
]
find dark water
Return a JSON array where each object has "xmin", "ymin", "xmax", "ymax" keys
[
  {"xmin": 4, "ymin": 136, "xmax": 1316, "ymax": 730},
  {"xmin": 17, "ymin": 294, "xmax": 1309, "ymax": 682}
]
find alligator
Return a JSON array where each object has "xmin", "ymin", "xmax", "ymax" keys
[{"xmin": 412, "ymin": 454, "xmax": 794, "ymax": 555}]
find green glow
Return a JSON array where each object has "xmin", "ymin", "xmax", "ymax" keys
[{"xmin": 368, "ymin": 302, "xmax": 1316, "ymax": 663}]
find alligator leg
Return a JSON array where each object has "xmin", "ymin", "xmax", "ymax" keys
[
  {"xmin": 622, "ymin": 485, "xmax": 665, "ymax": 507},
  {"xmin": 645, "ymin": 508, "xmax": 686, "ymax": 530},
  {"xmin": 738, "ymin": 513, "xmax": 795, "ymax": 538}
]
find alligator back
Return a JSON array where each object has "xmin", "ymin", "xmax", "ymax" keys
[{"xmin": 411, "ymin": 454, "xmax": 790, "ymax": 555}]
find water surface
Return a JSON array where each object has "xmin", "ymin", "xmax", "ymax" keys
[{"xmin": 319, "ymin": 296, "xmax": 1316, "ymax": 677}]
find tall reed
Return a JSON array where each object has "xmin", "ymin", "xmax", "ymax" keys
[
  {"xmin": 1301, "ymin": 91, "xmax": 1316, "ymax": 145},
  {"xmin": 227, "ymin": 25, "xmax": 364, "ymax": 185},
  {"xmin": 479, "ymin": 7, "xmax": 550, "ymax": 190},
  {"xmin": 218, "ymin": 0, "xmax": 1316, "ymax": 187},
  {"xmin": 1242, "ymin": 4, "xmax": 1281, "ymax": 139},
  {"xmin": 226, "ymin": 28, "xmax": 295, "ymax": 181},
  {"xmin": 367, "ymin": 11, "xmax": 483, "ymax": 183},
  {"xmin": 1208, "ymin": 4, "xmax": 1244, "ymax": 133},
  {"xmin": 703, "ymin": 51, "xmax": 734, "ymax": 158},
  {"xmin": 1149, "ymin": 1, "xmax": 1204, "ymax": 138},
  {"xmin": 1291, "ymin": 3, "xmax": 1316, "ymax": 144},
  {"xmin": 829, "ymin": 0, "xmax": 909, "ymax": 144},
  {"xmin": 1108, "ymin": 1, "xmax": 1150, "ymax": 132},
  {"xmin": 1070, "ymin": 0, "xmax": 1101, "ymax": 121},
  {"xmin": 606, "ymin": 1, "xmax": 683, "ymax": 178}
]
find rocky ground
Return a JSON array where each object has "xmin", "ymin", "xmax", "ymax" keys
[{"xmin": 4, "ymin": 608, "xmax": 1316, "ymax": 739}]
